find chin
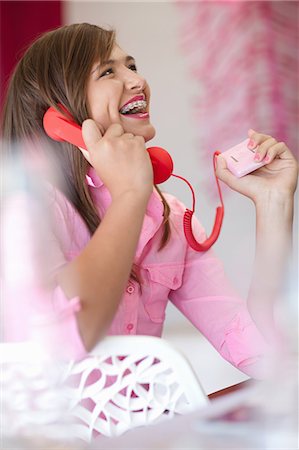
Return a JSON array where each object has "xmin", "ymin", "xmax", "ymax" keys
[{"xmin": 144, "ymin": 125, "xmax": 156, "ymax": 142}]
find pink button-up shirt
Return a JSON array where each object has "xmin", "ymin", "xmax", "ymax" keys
[
  {"xmin": 8, "ymin": 168, "xmax": 269, "ymax": 378},
  {"xmin": 36, "ymin": 169, "xmax": 267, "ymax": 378}
]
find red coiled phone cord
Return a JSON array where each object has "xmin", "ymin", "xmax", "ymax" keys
[{"xmin": 171, "ymin": 151, "xmax": 224, "ymax": 251}]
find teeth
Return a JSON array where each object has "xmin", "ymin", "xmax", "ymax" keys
[{"xmin": 120, "ymin": 100, "xmax": 147, "ymax": 114}]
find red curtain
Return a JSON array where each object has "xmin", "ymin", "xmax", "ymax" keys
[{"xmin": 0, "ymin": 1, "xmax": 62, "ymax": 110}]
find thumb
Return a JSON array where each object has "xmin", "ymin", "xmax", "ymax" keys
[
  {"xmin": 215, "ymin": 154, "xmax": 238, "ymax": 189},
  {"xmin": 82, "ymin": 119, "xmax": 103, "ymax": 151}
]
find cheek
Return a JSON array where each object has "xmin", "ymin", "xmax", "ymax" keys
[
  {"xmin": 145, "ymin": 82, "xmax": 151, "ymax": 102},
  {"xmin": 87, "ymin": 91, "xmax": 108, "ymax": 122},
  {"xmin": 87, "ymin": 81, "xmax": 122, "ymax": 125}
]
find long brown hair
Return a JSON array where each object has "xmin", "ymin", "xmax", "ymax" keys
[{"xmin": 1, "ymin": 23, "xmax": 171, "ymax": 279}]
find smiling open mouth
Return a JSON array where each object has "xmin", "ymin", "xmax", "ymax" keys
[{"xmin": 119, "ymin": 100, "xmax": 147, "ymax": 115}]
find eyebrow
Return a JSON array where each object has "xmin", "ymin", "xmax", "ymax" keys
[{"xmin": 92, "ymin": 55, "xmax": 135, "ymax": 74}]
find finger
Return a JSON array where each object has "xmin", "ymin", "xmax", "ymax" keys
[
  {"xmin": 263, "ymin": 141, "xmax": 293, "ymax": 164},
  {"xmin": 247, "ymin": 129, "xmax": 271, "ymax": 147},
  {"xmin": 82, "ymin": 119, "xmax": 103, "ymax": 150},
  {"xmin": 134, "ymin": 135, "xmax": 145, "ymax": 144},
  {"xmin": 109, "ymin": 96, "xmax": 123, "ymax": 124},
  {"xmin": 79, "ymin": 147, "xmax": 92, "ymax": 165},
  {"xmin": 104, "ymin": 123, "xmax": 124, "ymax": 138},
  {"xmin": 123, "ymin": 133, "xmax": 135, "ymax": 139},
  {"xmin": 254, "ymin": 137, "xmax": 277, "ymax": 162}
]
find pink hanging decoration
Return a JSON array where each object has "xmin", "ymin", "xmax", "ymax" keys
[{"xmin": 176, "ymin": 1, "xmax": 298, "ymax": 190}]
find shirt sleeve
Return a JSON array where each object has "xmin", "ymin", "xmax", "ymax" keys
[
  {"xmin": 33, "ymin": 186, "xmax": 88, "ymax": 360},
  {"xmin": 32, "ymin": 287, "xmax": 87, "ymax": 361},
  {"xmin": 2, "ymin": 186, "xmax": 87, "ymax": 361},
  {"xmin": 168, "ymin": 206, "xmax": 271, "ymax": 380}
]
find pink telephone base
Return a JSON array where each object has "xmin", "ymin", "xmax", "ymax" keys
[{"xmin": 221, "ymin": 138, "xmax": 266, "ymax": 177}]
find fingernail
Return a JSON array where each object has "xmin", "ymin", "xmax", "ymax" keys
[
  {"xmin": 265, "ymin": 156, "xmax": 270, "ymax": 163},
  {"xmin": 254, "ymin": 153, "xmax": 261, "ymax": 161},
  {"xmin": 248, "ymin": 139, "xmax": 256, "ymax": 149}
]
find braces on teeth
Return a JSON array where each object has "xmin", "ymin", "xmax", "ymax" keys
[{"xmin": 120, "ymin": 100, "xmax": 147, "ymax": 114}]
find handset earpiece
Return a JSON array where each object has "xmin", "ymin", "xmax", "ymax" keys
[{"xmin": 43, "ymin": 106, "xmax": 86, "ymax": 150}]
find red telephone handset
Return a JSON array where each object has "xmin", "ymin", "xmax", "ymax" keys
[
  {"xmin": 43, "ymin": 105, "xmax": 173, "ymax": 185},
  {"xmin": 43, "ymin": 105, "xmax": 224, "ymax": 251}
]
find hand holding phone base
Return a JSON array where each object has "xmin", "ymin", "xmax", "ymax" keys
[{"xmin": 43, "ymin": 106, "xmax": 224, "ymax": 251}]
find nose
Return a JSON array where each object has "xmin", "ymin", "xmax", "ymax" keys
[{"xmin": 123, "ymin": 68, "xmax": 146, "ymax": 92}]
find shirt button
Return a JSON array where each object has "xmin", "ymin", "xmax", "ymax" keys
[
  {"xmin": 126, "ymin": 323, "xmax": 134, "ymax": 331},
  {"xmin": 126, "ymin": 285, "xmax": 135, "ymax": 294}
]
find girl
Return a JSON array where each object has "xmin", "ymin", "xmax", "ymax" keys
[{"xmin": 2, "ymin": 23, "xmax": 298, "ymax": 378}]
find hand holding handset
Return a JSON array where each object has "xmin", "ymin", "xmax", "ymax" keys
[
  {"xmin": 43, "ymin": 105, "xmax": 262, "ymax": 252},
  {"xmin": 43, "ymin": 105, "xmax": 173, "ymax": 185}
]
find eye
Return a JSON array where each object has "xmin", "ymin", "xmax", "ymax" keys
[
  {"xmin": 99, "ymin": 67, "xmax": 114, "ymax": 78},
  {"xmin": 128, "ymin": 64, "xmax": 138, "ymax": 72}
]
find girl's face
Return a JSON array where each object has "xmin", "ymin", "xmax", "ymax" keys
[{"xmin": 86, "ymin": 45, "xmax": 155, "ymax": 142}]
